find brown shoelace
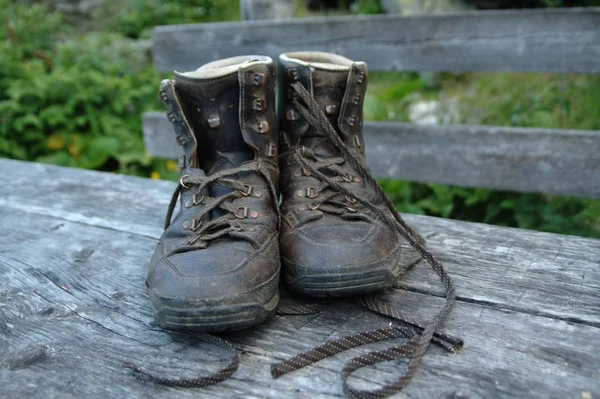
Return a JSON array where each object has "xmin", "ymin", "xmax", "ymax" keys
[
  {"xmin": 125, "ymin": 82, "xmax": 461, "ymax": 398},
  {"xmin": 122, "ymin": 332, "xmax": 239, "ymax": 387},
  {"xmin": 269, "ymin": 82, "xmax": 459, "ymax": 398},
  {"xmin": 163, "ymin": 160, "xmax": 279, "ymax": 247}
]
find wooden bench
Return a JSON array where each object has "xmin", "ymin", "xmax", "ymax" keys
[{"xmin": 1, "ymin": 158, "xmax": 600, "ymax": 397}]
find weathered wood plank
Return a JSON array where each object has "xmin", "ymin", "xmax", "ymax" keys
[
  {"xmin": 152, "ymin": 8, "xmax": 600, "ymax": 73},
  {"xmin": 1, "ymin": 158, "xmax": 599, "ymax": 329},
  {"xmin": 1, "ymin": 207, "xmax": 599, "ymax": 398},
  {"xmin": 142, "ymin": 111, "xmax": 600, "ymax": 198},
  {"xmin": 240, "ymin": 0, "xmax": 294, "ymax": 20}
]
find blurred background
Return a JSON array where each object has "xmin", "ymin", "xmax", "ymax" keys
[{"xmin": 2, "ymin": 0, "xmax": 599, "ymax": 237}]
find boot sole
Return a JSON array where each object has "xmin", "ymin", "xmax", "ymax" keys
[
  {"xmin": 149, "ymin": 273, "xmax": 280, "ymax": 333},
  {"xmin": 283, "ymin": 245, "xmax": 403, "ymax": 297}
]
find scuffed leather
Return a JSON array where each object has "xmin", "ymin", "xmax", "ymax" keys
[
  {"xmin": 147, "ymin": 57, "xmax": 280, "ymax": 305},
  {"xmin": 278, "ymin": 53, "xmax": 401, "ymax": 274}
]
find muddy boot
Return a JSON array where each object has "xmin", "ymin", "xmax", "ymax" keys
[
  {"xmin": 147, "ymin": 56, "xmax": 280, "ymax": 332},
  {"xmin": 277, "ymin": 52, "xmax": 403, "ymax": 297}
]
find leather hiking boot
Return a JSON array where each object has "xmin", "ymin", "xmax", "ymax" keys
[
  {"xmin": 278, "ymin": 52, "xmax": 403, "ymax": 297},
  {"xmin": 147, "ymin": 56, "xmax": 280, "ymax": 332}
]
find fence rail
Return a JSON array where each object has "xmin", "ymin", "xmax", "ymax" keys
[
  {"xmin": 143, "ymin": 112, "xmax": 600, "ymax": 198},
  {"xmin": 144, "ymin": 7, "xmax": 600, "ymax": 198},
  {"xmin": 153, "ymin": 8, "xmax": 600, "ymax": 73}
]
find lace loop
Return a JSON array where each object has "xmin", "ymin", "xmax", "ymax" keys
[{"xmin": 123, "ymin": 332, "xmax": 239, "ymax": 388}]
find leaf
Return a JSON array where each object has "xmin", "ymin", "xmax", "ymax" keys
[
  {"xmin": 78, "ymin": 136, "xmax": 119, "ymax": 169},
  {"xmin": 36, "ymin": 151, "xmax": 77, "ymax": 167}
]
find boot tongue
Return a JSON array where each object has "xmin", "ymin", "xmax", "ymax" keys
[
  {"xmin": 302, "ymin": 67, "xmax": 350, "ymax": 159},
  {"xmin": 173, "ymin": 73, "xmax": 254, "ymax": 219}
]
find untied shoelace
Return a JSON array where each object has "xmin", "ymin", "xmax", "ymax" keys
[{"xmin": 124, "ymin": 81, "xmax": 461, "ymax": 399}]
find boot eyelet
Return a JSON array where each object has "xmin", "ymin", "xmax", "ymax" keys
[
  {"xmin": 239, "ymin": 184, "xmax": 253, "ymax": 196},
  {"xmin": 286, "ymin": 108, "xmax": 299, "ymax": 121},
  {"xmin": 180, "ymin": 175, "xmax": 191, "ymax": 189},
  {"xmin": 296, "ymin": 190, "xmax": 304, "ymax": 198},
  {"xmin": 253, "ymin": 190, "xmax": 263, "ymax": 198},
  {"xmin": 184, "ymin": 200, "xmax": 192, "ymax": 208},
  {"xmin": 175, "ymin": 134, "xmax": 187, "ymax": 146},
  {"xmin": 253, "ymin": 98, "xmax": 266, "ymax": 111},
  {"xmin": 235, "ymin": 207, "xmax": 249, "ymax": 219},
  {"xmin": 308, "ymin": 203, "xmax": 320, "ymax": 211},
  {"xmin": 341, "ymin": 174, "xmax": 353, "ymax": 183},
  {"xmin": 250, "ymin": 210, "xmax": 260, "ymax": 218},
  {"xmin": 193, "ymin": 193, "xmax": 204, "ymax": 205},
  {"xmin": 306, "ymin": 187, "xmax": 318, "ymax": 198},
  {"xmin": 325, "ymin": 104, "xmax": 338, "ymax": 115},
  {"xmin": 253, "ymin": 73, "xmax": 265, "ymax": 86},
  {"xmin": 256, "ymin": 120, "xmax": 269, "ymax": 134},
  {"xmin": 346, "ymin": 207, "xmax": 357, "ymax": 213},
  {"xmin": 159, "ymin": 88, "xmax": 168, "ymax": 101},
  {"xmin": 288, "ymin": 68, "xmax": 299, "ymax": 81},
  {"xmin": 182, "ymin": 221, "xmax": 191, "ymax": 230},
  {"xmin": 288, "ymin": 88, "xmax": 300, "ymax": 101},
  {"xmin": 345, "ymin": 196, "xmax": 357, "ymax": 204}
]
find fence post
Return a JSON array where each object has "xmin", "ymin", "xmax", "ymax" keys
[{"xmin": 240, "ymin": 0, "xmax": 295, "ymax": 20}]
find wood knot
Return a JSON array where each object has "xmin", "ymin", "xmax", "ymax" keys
[
  {"xmin": 6, "ymin": 345, "xmax": 49, "ymax": 370},
  {"xmin": 72, "ymin": 248, "xmax": 95, "ymax": 262}
]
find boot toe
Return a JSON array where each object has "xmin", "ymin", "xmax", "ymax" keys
[
  {"xmin": 146, "ymin": 235, "xmax": 280, "ymax": 331},
  {"xmin": 280, "ymin": 220, "xmax": 403, "ymax": 297}
]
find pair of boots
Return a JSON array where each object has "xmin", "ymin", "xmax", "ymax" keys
[{"xmin": 147, "ymin": 52, "xmax": 406, "ymax": 332}]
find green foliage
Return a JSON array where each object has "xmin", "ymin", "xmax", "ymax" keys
[
  {"xmin": 379, "ymin": 180, "xmax": 600, "ymax": 238},
  {"xmin": 92, "ymin": 0, "xmax": 239, "ymax": 39},
  {"xmin": 367, "ymin": 71, "xmax": 600, "ymax": 238},
  {"xmin": 350, "ymin": 0, "xmax": 386, "ymax": 14},
  {"xmin": 0, "ymin": 0, "xmax": 232, "ymax": 180}
]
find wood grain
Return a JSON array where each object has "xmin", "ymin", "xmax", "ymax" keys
[
  {"xmin": 1, "ymin": 158, "xmax": 600, "ymax": 323},
  {"xmin": 1, "ymin": 204, "xmax": 600, "ymax": 398},
  {"xmin": 240, "ymin": 0, "xmax": 294, "ymax": 20},
  {"xmin": 142, "ymin": 112, "xmax": 600, "ymax": 198},
  {"xmin": 152, "ymin": 8, "xmax": 600, "ymax": 73}
]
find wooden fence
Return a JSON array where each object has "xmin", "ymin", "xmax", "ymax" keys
[{"xmin": 142, "ymin": 7, "xmax": 600, "ymax": 198}]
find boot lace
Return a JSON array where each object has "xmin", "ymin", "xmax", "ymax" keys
[
  {"xmin": 268, "ymin": 82, "xmax": 459, "ymax": 398},
  {"xmin": 164, "ymin": 160, "xmax": 279, "ymax": 248},
  {"xmin": 281, "ymin": 130, "xmax": 369, "ymax": 223},
  {"xmin": 124, "ymin": 82, "xmax": 460, "ymax": 399}
]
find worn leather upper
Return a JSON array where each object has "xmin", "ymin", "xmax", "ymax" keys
[
  {"xmin": 278, "ymin": 52, "xmax": 401, "ymax": 272},
  {"xmin": 147, "ymin": 56, "xmax": 280, "ymax": 303}
]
